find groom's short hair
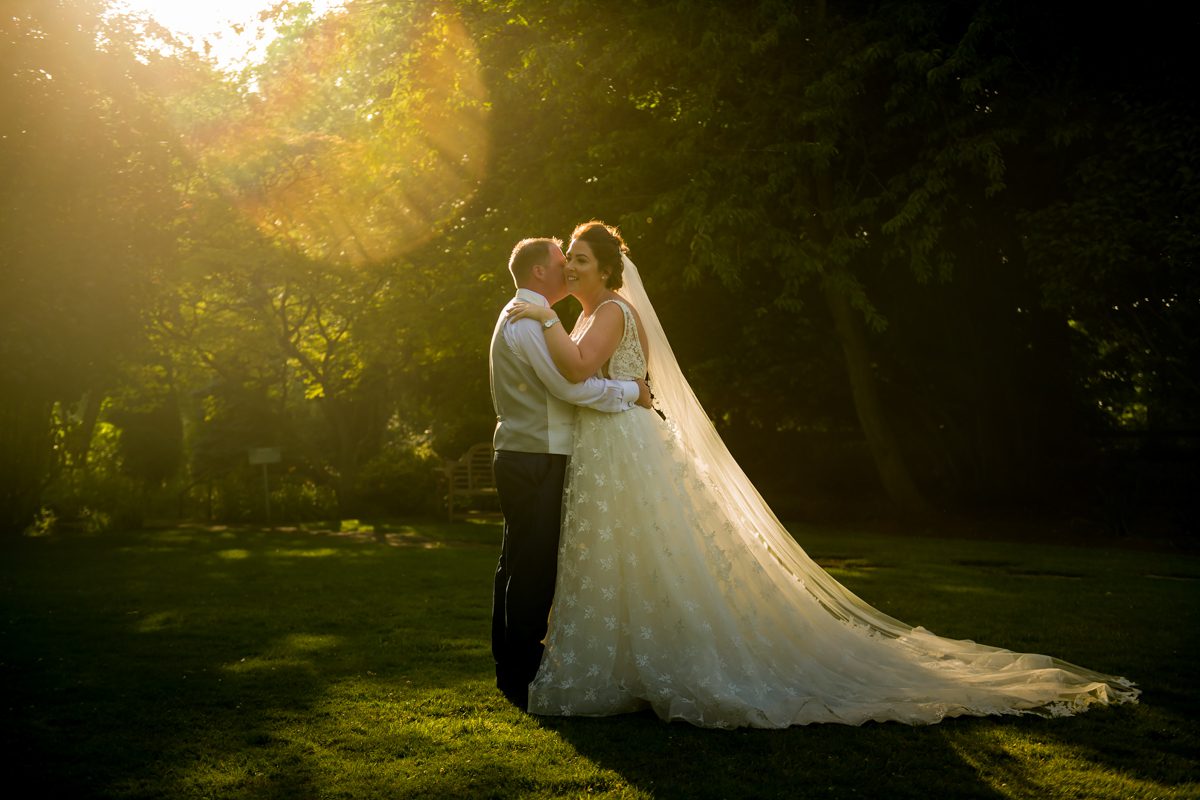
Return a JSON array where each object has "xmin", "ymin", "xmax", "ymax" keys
[{"xmin": 508, "ymin": 237, "xmax": 563, "ymax": 285}]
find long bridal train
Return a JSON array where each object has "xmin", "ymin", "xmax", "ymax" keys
[{"xmin": 527, "ymin": 258, "xmax": 1137, "ymax": 728}]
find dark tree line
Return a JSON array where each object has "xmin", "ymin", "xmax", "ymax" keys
[{"xmin": 2, "ymin": 0, "xmax": 1196, "ymax": 535}]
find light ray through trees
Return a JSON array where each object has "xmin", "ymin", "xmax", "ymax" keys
[{"xmin": 180, "ymin": 2, "xmax": 489, "ymax": 267}]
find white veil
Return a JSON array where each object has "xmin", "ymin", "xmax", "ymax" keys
[
  {"xmin": 616, "ymin": 252, "xmax": 1138, "ymax": 693},
  {"xmin": 615, "ymin": 254, "xmax": 910, "ymax": 635}
]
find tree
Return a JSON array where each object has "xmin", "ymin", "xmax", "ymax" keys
[
  {"xmin": 0, "ymin": 0, "xmax": 183, "ymax": 533},
  {"xmin": 141, "ymin": 0, "xmax": 499, "ymax": 516}
]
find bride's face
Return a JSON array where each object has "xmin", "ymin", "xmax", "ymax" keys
[{"xmin": 565, "ymin": 240, "xmax": 609, "ymax": 295}]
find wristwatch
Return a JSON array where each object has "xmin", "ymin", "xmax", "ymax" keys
[{"xmin": 543, "ymin": 317, "xmax": 559, "ymax": 330}]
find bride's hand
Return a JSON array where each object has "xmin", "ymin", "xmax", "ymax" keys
[{"xmin": 507, "ymin": 302, "xmax": 557, "ymax": 325}]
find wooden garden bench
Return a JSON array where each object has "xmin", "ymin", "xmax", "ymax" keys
[{"xmin": 442, "ymin": 442, "xmax": 498, "ymax": 520}]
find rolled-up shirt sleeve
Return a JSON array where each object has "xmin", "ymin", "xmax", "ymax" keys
[{"xmin": 507, "ymin": 319, "xmax": 637, "ymax": 412}]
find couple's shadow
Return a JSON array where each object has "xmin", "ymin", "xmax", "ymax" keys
[{"xmin": 531, "ymin": 702, "xmax": 1149, "ymax": 799}]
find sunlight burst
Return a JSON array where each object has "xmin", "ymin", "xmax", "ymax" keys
[{"xmin": 110, "ymin": 0, "xmax": 345, "ymax": 69}]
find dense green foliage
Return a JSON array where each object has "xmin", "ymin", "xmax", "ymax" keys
[
  {"xmin": 2, "ymin": 0, "xmax": 1196, "ymax": 533},
  {"xmin": 3, "ymin": 523, "xmax": 1197, "ymax": 798}
]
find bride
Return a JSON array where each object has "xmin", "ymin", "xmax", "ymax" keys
[{"xmin": 506, "ymin": 220, "xmax": 1138, "ymax": 728}]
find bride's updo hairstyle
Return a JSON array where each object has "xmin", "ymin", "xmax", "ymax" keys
[{"xmin": 571, "ymin": 221, "xmax": 627, "ymax": 290}]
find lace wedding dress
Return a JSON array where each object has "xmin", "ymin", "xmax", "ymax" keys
[{"xmin": 527, "ymin": 261, "xmax": 1138, "ymax": 728}]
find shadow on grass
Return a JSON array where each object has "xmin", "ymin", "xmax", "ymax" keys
[
  {"xmin": 532, "ymin": 696, "xmax": 1194, "ymax": 800},
  {"xmin": 537, "ymin": 712, "xmax": 1008, "ymax": 800},
  {"xmin": 3, "ymin": 524, "xmax": 500, "ymax": 798}
]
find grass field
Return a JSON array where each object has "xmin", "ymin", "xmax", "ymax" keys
[{"xmin": 2, "ymin": 520, "xmax": 1198, "ymax": 799}]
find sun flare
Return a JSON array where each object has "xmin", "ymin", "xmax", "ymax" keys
[
  {"xmin": 159, "ymin": 2, "xmax": 491, "ymax": 267},
  {"xmin": 111, "ymin": 0, "xmax": 345, "ymax": 68}
]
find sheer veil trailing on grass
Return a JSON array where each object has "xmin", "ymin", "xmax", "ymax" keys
[{"xmin": 528, "ymin": 253, "xmax": 1139, "ymax": 727}]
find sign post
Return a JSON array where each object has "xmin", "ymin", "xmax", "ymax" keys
[{"xmin": 248, "ymin": 447, "xmax": 282, "ymax": 525}]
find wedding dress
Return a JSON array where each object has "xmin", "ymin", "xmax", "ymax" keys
[{"xmin": 527, "ymin": 257, "xmax": 1138, "ymax": 728}]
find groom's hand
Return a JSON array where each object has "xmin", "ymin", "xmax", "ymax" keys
[{"xmin": 634, "ymin": 378, "xmax": 652, "ymax": 409}]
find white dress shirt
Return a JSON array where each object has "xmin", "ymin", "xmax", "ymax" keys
[{"xmin": 490, "ymin": 288, "xmax": 639, "ymax": 454}]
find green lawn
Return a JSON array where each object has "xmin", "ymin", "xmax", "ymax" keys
[{"xmin": 2, "ymin": 521, "xmax": 1197, "ymax": 799}]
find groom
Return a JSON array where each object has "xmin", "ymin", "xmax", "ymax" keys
[{"xmin": 489, "ymin": 236, "xmax": 649, "ymax": 709}]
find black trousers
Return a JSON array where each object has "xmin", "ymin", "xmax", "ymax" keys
[{"xmin": 491, "ymin": 449, "xmax": 569, "ymax": 700}]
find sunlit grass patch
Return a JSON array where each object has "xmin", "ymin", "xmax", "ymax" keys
[
  {"xmin": 270, "ymin": 547, "xmax": 339, "ymax": 558},
  {"xmin": 942, "ymin": 721, "xmax": 1197, "ymax": 799},
  {"xmin": 134, "ymin": 610, "xmax": 185, "ymax": 633},
  {"xmin": 217, "ymin": 548, "xmax": 251, "ymax": 560}
]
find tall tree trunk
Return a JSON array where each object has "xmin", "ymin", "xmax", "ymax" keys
[
  {"xmin": 822, "ymin": 277, "xmax": 930, "ymax": 513},
  {"xmin": 808, "ymin": 212, "xmax": 931, "ymax": 512},
  {"xmin": 322, "ymin": 398, "xmax": 363, "ymax": 518},
  {"xmin": 0, "ymin": 390, "xmax": 53, "ymax": 535},
  {"xmin": 68, "ymin": 389, "xmax": 105, "ymax": 467},
  {"xmin": 804, "ymin": 0, "xmax": 931, "ymax": 513}
]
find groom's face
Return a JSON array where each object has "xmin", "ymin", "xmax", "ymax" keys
[{"xmin": 541, "ymin": 244, "xmax": 568, "ymax": 302}]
